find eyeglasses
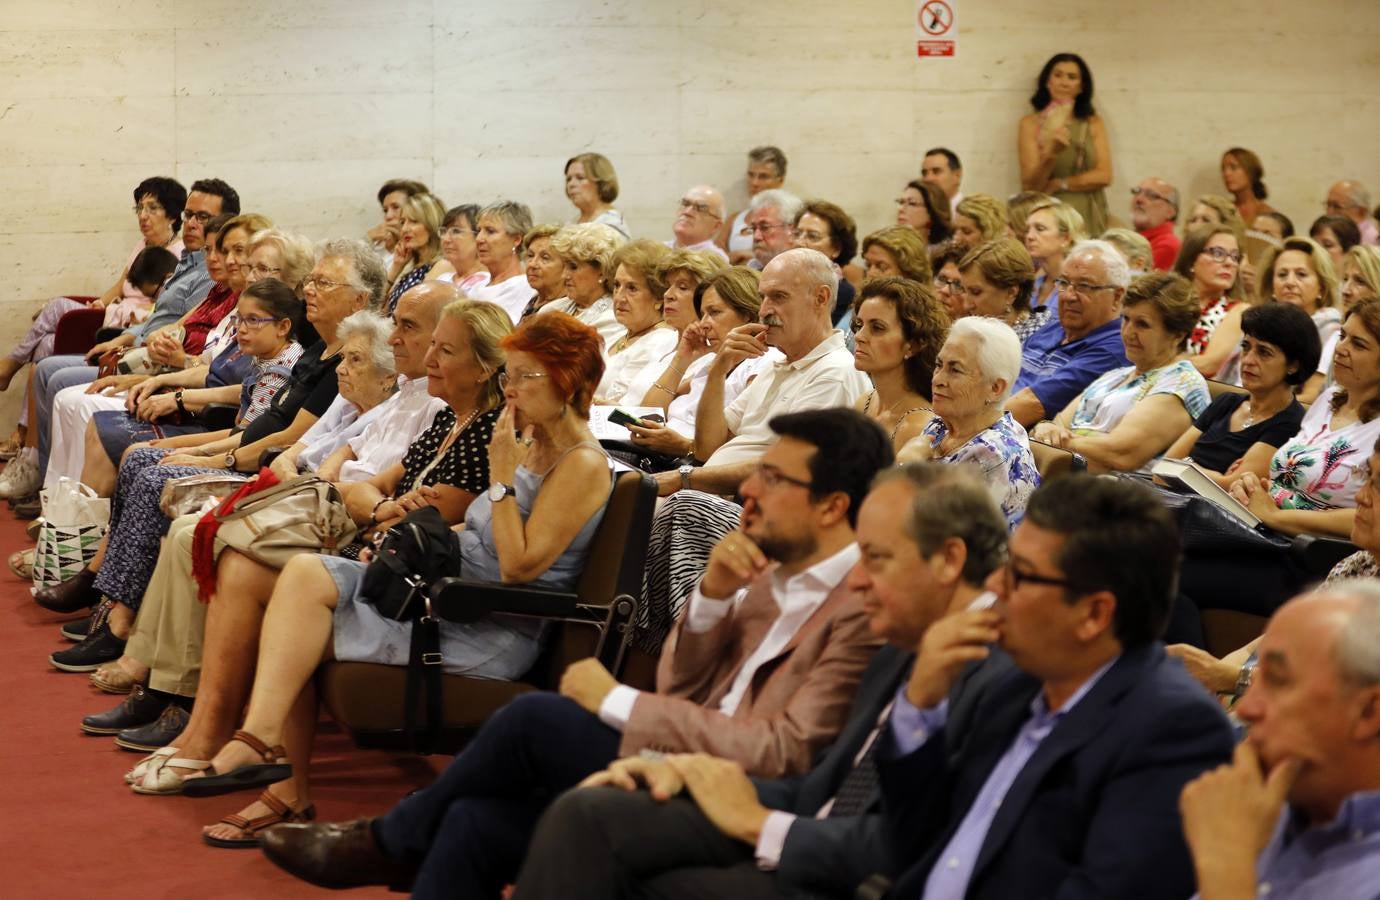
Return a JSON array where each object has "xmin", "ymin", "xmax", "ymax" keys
[
  {"xmin": 934, "ymin": 275, "xmax": 964, "ymax": 293},
  {"xmin": 679, "ymin": 199, "xmax": 721, "ymax": 218},
  {"xmin": 133, "ymin": 203, "xmax": 165, "ymax": 216},
  {"xmin": 247, "ymin": 264, "xmax": 282, "ymax": 278},
  {"xmin": 303, "ymin": 275, "xmax": 355, "ymax": 291},
  {"xmin": 739, "ymin": 222, "xmax": 789, "ymax": 237},
  {"xmin": 181, "ymin": 210, "xmax": 213, "ymax": 224},
  {"xmin": 1002, "ymin": 559, "xmax": 1076, "ymax": 590},
  {"xmin": 237, "ymin": 314, "xmax": 282, "ymax": 329},
  {"xmin": 441, "ymin": 227, "xmax": 476, "ymax": 239},
  {"xmin": 753, "ymin": 463, "xmax": 814, "ymax": 491},
  {"xmin": 1052, "ymin": 277, "xmax": 1118, "ymax": 296},
  {"xmin": 497, "ymin": 370, "xmax": 548, "ymax": 390},
  {"xmin": 1130, "ymin": 186, "xmax": 1175, "ymax": 207},
  {"xmin": 1200, "ymin": 246, "xmax": 1243, "ymax": 265},
  {"xmin": 791, "ymin": 228, "xmax": 829, "ymax": 244},
  {"xmin": 895, "ymin": 197, "xmax": 927, "ymax": 210}
]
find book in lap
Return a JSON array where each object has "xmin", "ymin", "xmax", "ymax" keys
[{"xmin": 1151, "ymin": 458, "xmax": 1261, "ymax": 527}]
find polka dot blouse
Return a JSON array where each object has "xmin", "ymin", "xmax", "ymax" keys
[{"xmin": 396, "ymin": 405, "xmax": 501, "ymax": 497}]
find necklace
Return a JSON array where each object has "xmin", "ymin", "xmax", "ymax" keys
[{"xmin": 407, "ymin": 407, "xmax": 480, "ymax": 493}]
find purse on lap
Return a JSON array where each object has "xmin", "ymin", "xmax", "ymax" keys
[{"xmin": 204, "ymin": 473, "xmax": 357, "ymax": 570}]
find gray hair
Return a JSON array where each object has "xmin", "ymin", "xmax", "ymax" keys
[
  {"xmin": 318, "ymin": 237, "xmax": 387, "ymax": 310},
  {"xmin": 749, "ymin": 188, "xmax": 804, "ymax": 225},
  {"xmin": 336, "ymin": 309, "xmax": 397, "ymax": 376},
  {"xmin": 479, "ymin": 200, "xmax": 535, "ymax": 243},
  {"xmin": 1068, "ymin": 239, "xmax": 1132, "ymax": 289},
  {"xmin": 946, "ymin": 317, "xmax": 1023, "ymax": 400},
  {"xmin": 773, "ymin": 247, "xmax": 838, "ymax": 309},
  {"xmin": 1337, "ymin": 180, "xmax": 1373, "ymax": 212},
  {"xmin": 1328, "ymin": 577, "xmax": 1380, "ymax": 686},
  {"xmin": 1099, "ymin": 228, "xmax": 1153, "ymax": 271},
  {"xmin": 873, "ymin": 461, "xmax": 1008, "ymax": 585},
  {"xmin": 748, "ymin": 145, "xmax": 788, "ymax": 177}
]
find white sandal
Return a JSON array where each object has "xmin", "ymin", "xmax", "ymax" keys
[
  {"xmin": 125, "ymin": 746, "xmax": 177, "ymax": 785},
  {"xmin": 130, "ymin": 751, "xmax": 210, "ymax": 795}
]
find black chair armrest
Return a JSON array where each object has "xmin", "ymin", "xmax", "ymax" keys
[
  {"xmin": 1290, "ymin": 533, "xmax": 1359, "ymax": 576},
  {"xmin": 201, "ymin": 402, "xmax": 239, "ymax": 431},
  {"xmin": 257, "ymin": 446, "xmax": 288, "ymax": 469},
  {"xmin": 429, "ymin": 576, "xmax": 581, "ymax": 624}
]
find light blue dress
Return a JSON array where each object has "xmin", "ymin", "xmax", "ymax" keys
[{"xmin": 328, "ymin": 449, "xmax": 613, "ymax": 679}]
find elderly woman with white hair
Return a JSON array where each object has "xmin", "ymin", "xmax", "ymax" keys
[
  {"xmin": 541, "ymin": 223, "xmax": 627, "ymax": 345},
  {"xmin": 899, "ymin": 317, "xmax": 1039, "ymax": 527}
]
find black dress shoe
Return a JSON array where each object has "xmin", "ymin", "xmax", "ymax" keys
[
  {"xmin": 60, "ymin": 613, "xmax": 93, "ymax": 642},
  {"xmin": 260, "ymin": 818, "xmax": 415, "ymax": 890},
  {"xmin": 13, "ymin": 494, "xmax": 41, "ymax": 519},
  {"xmin": 49, "ymin": 616, "xmax": 126, "ymax": 672},
  {"xmin": 33, "ymin": 567, "xmax": 102, "ymax": 613},
  {"xmin": 80, "ymin": 684, "xmax": 165, "ymax": 735},
  {"xmin": 115, "ymin": 702, "xmax": 190, "ymax": 752}
]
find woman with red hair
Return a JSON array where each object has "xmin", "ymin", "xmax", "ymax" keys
[{"xmin": 180, "ymin": 311, "xmax": 616, "ymax": 847}]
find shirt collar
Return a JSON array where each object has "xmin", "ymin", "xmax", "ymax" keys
[
  {"xmin": 1061, "ymin": 315, "xmax": 1122, "ymax": 347},
  {"xmin": 395, "ymin": 373, "xmax": 430, "ymax": 396},
  {"xmin": 1285, "ymin": 788, "xmax": 1380, "ymax": 844},
  {"xmin": 777, "ymin": 330, "xmax": 846, "ymax": 370},
  {"xmin": 1029, "ymin": 654, "xmax": 1120, "ymax": 727},
  {"xmin": 770, "ymin": 541, "xmax": 860, "ymax": 597}
]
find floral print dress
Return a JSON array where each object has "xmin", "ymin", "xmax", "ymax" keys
[
  {"xmin": 1268, "ymin": 386, "xmax": 1380, "ymax": 510},
  {"xmin": 920, "ymin": 411, "xmax": 1040, "ymax": 529}
]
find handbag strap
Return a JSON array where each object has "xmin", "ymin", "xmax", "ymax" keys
[
  {"xmin": 213, "ymin": 475, "xmax": 326, "ymax": 523},
  {"xmin": 404, "ymin": 609, "xmax": 444, "ymax": 753}
]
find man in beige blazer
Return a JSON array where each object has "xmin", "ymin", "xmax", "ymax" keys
[{"xmin": 261, "ymin": 407, "xmax": 894, "ymax": 896}]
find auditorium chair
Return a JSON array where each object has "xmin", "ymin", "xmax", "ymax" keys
[
  {"xmin": 52, "ymin": 297, "xmax": 105, "ymax": 356},
  {"xmin": 1029, "ymin": 439, "xmax": 1087, "ymax": 482},
  {"xmin": 1205, "ymin": 379, "xmax": 1248, "ymax": 402},
  {"xmin": 318, "ymin": 469, "xmax": 658, "ymax": 754}
]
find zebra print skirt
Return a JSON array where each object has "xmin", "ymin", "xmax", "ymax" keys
[{"xmin": 636, "ymin": 489, "xmax": 742, "ymax": 654}]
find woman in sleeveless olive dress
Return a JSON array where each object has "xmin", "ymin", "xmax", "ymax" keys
[{"xmin": 1018, "ymin": 53, "xmax": 1113, "ymax": 237}]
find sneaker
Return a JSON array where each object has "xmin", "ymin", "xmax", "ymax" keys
[
  {"xmin": 116, "ymin": 702, "xmax": 190, "ymax": 752},
  {"xmin": 81, "ymin": 684, "xmax": 165, "ymax": 736},
  {"xmin": 0, "ymin": 453, "xmax": 39, "ymax": 500},
  {"xmin": 60, "ymin": 614, "xmax": 93, "ymax": 642},
  {"xmin": 50, "ymin": 611, "xmax": 126, "ymax": 673}
]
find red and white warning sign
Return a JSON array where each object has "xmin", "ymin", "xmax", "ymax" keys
[{"xmin": 916, "ymin": 0, "xmax": 956, "ymax": 58}]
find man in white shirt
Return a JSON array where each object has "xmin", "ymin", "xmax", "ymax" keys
[
  {"xmin": 656, "ymin": 247, "xmax": 870, "ymax": 497},
  {"xmin": 668, "ymin": 185, "xmax": 730, "ymax": 260},
  {"xmin": 259, "ymin": 408, "xmax": 895, "ymax": 895}
]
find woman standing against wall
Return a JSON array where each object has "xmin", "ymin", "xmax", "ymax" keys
[{"xmin": 1018, "ymin": 53, "xmax": 1112, "ymax": 238}]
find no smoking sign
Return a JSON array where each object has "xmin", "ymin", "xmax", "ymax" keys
[{"xmin": 916, "ymin": 0, "xmax": 957, "ymax": 58}]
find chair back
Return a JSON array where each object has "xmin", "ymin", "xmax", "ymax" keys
[
  {"xmin": 1206, "ymin": 379, "xmax": 1248, "ymax": 402},
  {"xmin": 1029, "ymin": 439, "xmax": 1086, "ymax": 482}
]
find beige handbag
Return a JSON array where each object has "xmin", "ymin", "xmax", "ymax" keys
[
  {"xmin": 159, "ymin": 472, "xmax": 250, "ymax": 518},
  {"xmin": 210, "ymin": 474, "xmax": 358, "ymax": 569}
]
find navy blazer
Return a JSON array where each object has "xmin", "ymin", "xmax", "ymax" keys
[{"xmin": 878, "ymin": 642, "xmax": 1234, "ymax": 900}]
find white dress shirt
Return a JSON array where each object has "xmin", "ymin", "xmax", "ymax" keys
[
  {"xmin": 339, "ymin": 374, "xmax": 445, "ymax": 482},
  {"xmin": 470, "ymin": 274, "xmax": 537, "ymax": 324}
]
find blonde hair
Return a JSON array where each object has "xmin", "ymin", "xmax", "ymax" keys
[
  {"xmin": 609, "ymin": 240, "xmax": 675, "ymax": 305},
  {"xmin": 661, "ymin": 248, "xmax": 727, "ymax": 287},
  {"xmin": 1188, "ymin": 195, "xmax": 1244, "ymax": 235},
  {"xmin": 1260, "ymin": 236, "xmax": 1340, "ymax": 311},
  {"xmin": 521, "ymin": 224, "xmax": 562, "ymax": 255},
  {"xmin": 954, "ymin": 194, "xmax": 1009, "ymax": 245},
  {"xmin": 1100, "ymin": 228, "xmax": 1154, "ymax": 272},
  {"xmin": 861, "ymin": 226, "xmax": 932, "ymax": 282},
  {"xmin": 549, "ymin": 223, "xmax": 627, "ymax": 293},
  {"xmin": 1344, "ymin": 245, "xmax": 1380, "ymax": 300},
  {"xmin": 1027, "ymin": 199, "xmax": 1087, "ymax": 243},
  {"xmin": 1006, "ymin": 190, "xmax": 1054, "ymax": 237},
  {"xmin": 441, "ymin": 298, "xmax": 512, "ymax": 413},
  {"xmin": 397, "ymin": 192, "xmax": 447, "ymax": 277},
  {"xmin": 247, "ymin": 228, "xmax": 314, "ymax": 296}
]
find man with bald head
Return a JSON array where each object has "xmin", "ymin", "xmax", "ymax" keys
[
  {"xmin": 1326, "ymin": 179, "xmax": 1379, "ymax": 245},
  {"xmin": 669, "ymin": 185, "xmax": 729, "ymax": 260},
  {"xmin": 1130, "ymin": 176, "xmax": 1181, "ymax": 270},
  {"xmin": 656, "ymin": 247, "xmax": 870, "ymax": 496},
  {"xmin": 1181, "ymin": 581, "xmax": 1380, "ymax": 898}
]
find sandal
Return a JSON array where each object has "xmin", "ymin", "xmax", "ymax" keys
[
  {"xmin": 129, "ymin": 750, "xmax": 211, "ymax": 795},
  {"xmin": 125, "ymin": 746, "xmax": 177, "ymax": 785},
  {"xmin": 202, "ymin": 790, "xmax": 315, "ymax": 849},
  {"xmin": 8, "ymin": 548, "xmax": 33, "ymax": 580},
  {"xmin": 90, "ymin": 661, "xmax": 137, "ymax": 694},
  {"xmin": 180, "ymin": 730, "xmax": 292, "ymax": 798}
]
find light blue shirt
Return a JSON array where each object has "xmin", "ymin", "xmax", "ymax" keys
[
  {"xmin": 126, "ymin": 247, "xmax": 212, "ymax": 344},
  {"xmin": 888, "ymin": 656, "xmax": 1119, "ymax": 900}
]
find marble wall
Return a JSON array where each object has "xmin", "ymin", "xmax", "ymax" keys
[{"xmin": 0, "ymin": 0, "xmax": 1377, "ymax": 422}]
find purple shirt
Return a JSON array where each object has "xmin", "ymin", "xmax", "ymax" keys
[{"xmin": 888, "ymin": 658, "xmax": 1118, "ymax": 900}]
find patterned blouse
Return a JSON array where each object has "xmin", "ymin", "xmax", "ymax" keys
[
  {"xmin": 1070, "ymin": 360, "xmax": 1210, "ymax": 440},
  {"xmin": 1012, "ymin": 305, "xmax": 1051, "ymax": 346},
  {"xmin": 920, "ymin": 411, "xmax": 1040, "ymax": 529},
  {"xmin": 1325, "ymin": 550, "xmax": 1380, "ymax": 585},
  {"xmin": 386, "ymin": 261, "xmax": 434, "ymax": 313},
  {"xmin": 1269, "ymin": 386, "xmax": 1380, "ymax": 511},
  {"xmin": 396, "ymin": 405, "xmax": 501, "ymax": 497},
  {"xmin": 236, "ymin": 341, "xmax": 305, "ymax": 427},
  {"xmin": 1188, "ymin": 295, "xmax": 1240, "ymax": 356}
]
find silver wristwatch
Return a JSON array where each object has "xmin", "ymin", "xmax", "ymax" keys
[
  {"xmin": 678, "ymin": 464, "xmax": 694, "ymax": 491},
  {"xmin": 487, "ymin": 482, "xmax": 515, "ymax": 503}
]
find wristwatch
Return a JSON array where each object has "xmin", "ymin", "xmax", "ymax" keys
[
  {"xmin": 224, "ymin": 450, "xmax": 238, "ymax": 471},
  {"xmin": 487, "ymin": 482, "xmax": 515, "ymax": 503},
  {"xmin": 678, "ymin": 464, "xmax": 694, "ymax": 491}
]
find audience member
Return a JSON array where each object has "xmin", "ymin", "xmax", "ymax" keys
[
  {"xmin": 593, "ymin": 241, "xmax": 679, "ymax": 405},
  {"xmin": 1033, "ymin": 272, "xmax": 1209, "ymax": 473},
  {"xmin": 742, "ymin": 189, "xmax": 803, "ymax": 271},
  {"xmin": 1326, "ymin": 179, "xmax": 1378, "ymax": 245},
  {"xmin": 519, "ymin": 225, "xmax": 564, "ymax": 315},
  {"xmin": 1005, "ymin": 189, "xmax": 1053, "ymax": 241},
  {"xmin": 669, "ymin": 185, "xmax": 728, "ymax": 259},
  {"xmin": 366, "ymin": 178, "xmax": 428, "ymax": 259},
  {"xmin": 950, "ymin": 193, "xmax": 1008, "ymax": 254},
  {"xmin": 1180, "ymin": 582, "xmax": 1380, "ymax": 899},
  {"xmin": 260, "ymin": 408, "xmax": 895, "ymax": 893},
  {"xmin": 1253, "ymin": 210, "xmax": 1295, "ymax": 241},
  {"xmin": 541, "ymin": 223, "xmax": 626, "ymax": 346},
  {"xmin": 957, "ymin": 237, "xmax": 1044, "ymax": 343},
  {"xmin": 1162, "ymin": 303, "xmax": 1317, "ymax": 487},
  {"xmin": 503, "ymin": 462, "xmax": 1006, "ymax": 899},
  {"xmin": 898, "ymin": 317, "xmax": 1037, "ymax": 527},
  {"xmin": 789, "ymin": 199, "xmax": 858, "ymax": 324},
  {"xmin": 384, "ymin": 192, "xmax": 447, "ymax": 311},
  {"xmin": 929, "ymin": 240, "xmax": 968, "ymax": 319},
  {"xmin": 1007, "ymin": 239, "xmax": 1130, "ymax": 428},
  {"xmin": 1129, "ymin": 176, "xmax": 1181, "ymax": 270},
  {"xmin": 895, "ymin": 179, "xmax": 953, "ymax": 248},
  {"xmin": 1184, "ymin": 193, "xmax": 1244, "ymax": 235},
  {"xmin": 564, "ymin": 152, "xmax": 628, "ymax": 237},
  {"xmin": 1175, "ymin": 224, "xmax": 1246, "ymax": 377},
  {"xmin": 920, "ymin": 146, "xmax": 964, "ymax": 214},
  {"xmin": 1023, "ymin": 198, "xmax": 1085, "ymax": 309},
  {"xmin": 469, "ymin": 200, "xmax": 538, "ymax": 324},
  {"xmin": 436, "ymin": 204, "xmax": 491, "ymax": 294},
  {"xmin": 1260, "ymin": 236, "xmax": 1339, "ymax": 401},
  {"xmin": 1100, "ymin": 227, "xmax": 1153, "ymax": 274},
  {"xmin": 849, "ymin": 276, "xmax": 946, "ymax": 451},
  {"xmin": 860, "ymin": 226, "xmax": 932, "ymax": 283},
  {"xmin": 720, "ymin": 145, "xmax": 787, "ymax": 265},
  {"xmin": 1019, "ymin": 53, "xmax": 1111, "ymax": 235},
  {"xmin": 1221, "ymin": 147, "xmax": 1273, "ymax": 225},
  {"xmin": 1309, "ymin": 213, "xmax": 1361, "ymax": 269}
]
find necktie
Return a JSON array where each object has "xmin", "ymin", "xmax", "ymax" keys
[{"xmin": 823, "ymin": 699, "xmax": 894, "ymax": 819}]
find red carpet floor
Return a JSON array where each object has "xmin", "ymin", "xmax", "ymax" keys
[{"xmin": 0, "ymin": 506, "xmax": 449, "ymax": 898}]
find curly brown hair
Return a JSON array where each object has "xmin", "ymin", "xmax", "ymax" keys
[
  {"xmin": 851, "ymin": 276, "xmax": 951, "ymax": 399},
  {"xmin": 1330, "ymin": 296, "xmax": 1380, "ymax": 424}
]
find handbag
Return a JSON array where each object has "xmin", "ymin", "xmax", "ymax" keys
[
  {"xmin": 158, "ymin": 472, "xmax": 250, "ymax": 518},
  {"xmin": 358, "ymin": 506, "xmax": 464, "ymax": 752},
  {"xmin": 33, "ymin": 478, "xmax": 111, "ymax": 587},
  {"xmin": 210, "ymin": 473, "xmax": 357, "ymax": 570}
]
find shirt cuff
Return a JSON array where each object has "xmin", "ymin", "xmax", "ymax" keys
[
  {"xmin": 684, "ymin": 583, "xmax": 739, "ymax": 633},
  {"xmin": 597, "ymin": 684, "xmax": 640, "ymax": 731},
  {"xmin": 754, "ymin": 811, "xmax": 797, "ymax": 871},
  {"xmin": 888, "ymin": 689, "xmax": 948, "ymax": 756}
]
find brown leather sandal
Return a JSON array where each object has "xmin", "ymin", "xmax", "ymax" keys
[
  {"xmin": 202, "ymin": 789, "xmax": 315, "ymax": 849},
  {"xmin": 181, "ymin": 729, "xmax": 292, "ymax": 798}
]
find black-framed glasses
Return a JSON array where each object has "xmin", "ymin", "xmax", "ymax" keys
[
  {"xmin": 1002, "ymin": 559, "xmax": 1076, "ymax": 590},
  {"xmin": 181, "ymin": 210, "xmax": 213, "ymax": 224},
  {"xmin": 237, "ymin": 314, "xmax": 282, "ymax": 330},
  {"xmin": 934, "ymin": 275, "xmax": 964, "ymax": 292},
  {"xmin": 1052, "ymin": 277, "xmax": 1118, "ymax": 296},
  {"xmin": 754, "ymin": 463, "xmax": 814, "ymax": 490}
]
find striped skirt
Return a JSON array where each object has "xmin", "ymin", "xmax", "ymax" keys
[{"xmin": 636, "ymin": 490, "xmax": 742, "ymax": 654}]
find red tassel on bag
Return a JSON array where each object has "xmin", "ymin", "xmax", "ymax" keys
[{"xmin": 190, "ymin": 467, "xmax": 281, "ymax": 601}]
